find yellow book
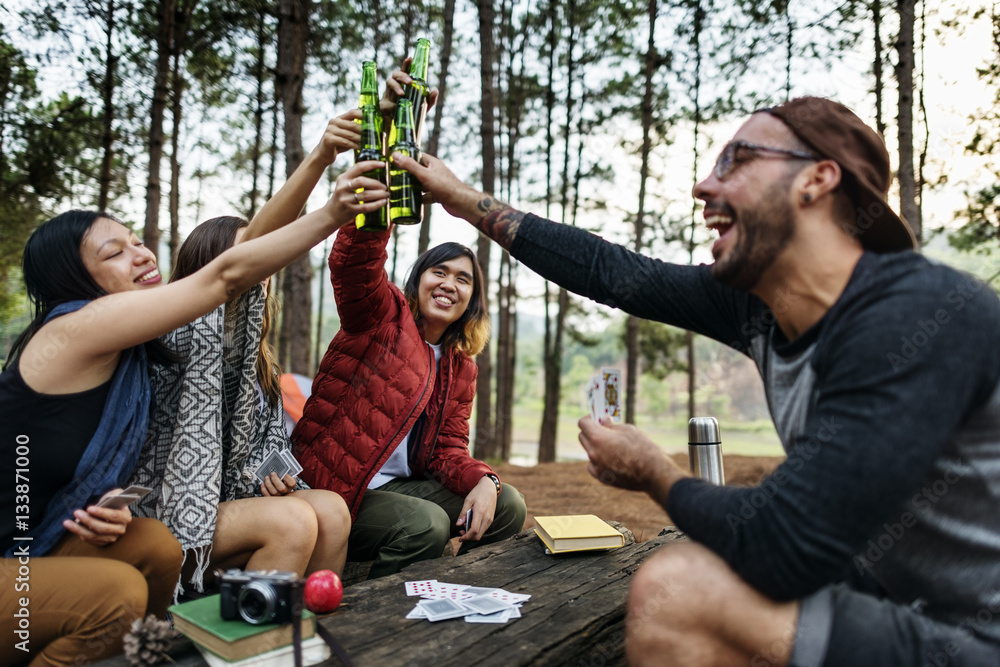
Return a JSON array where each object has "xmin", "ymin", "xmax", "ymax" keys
[{"xmin": 533, "ymin": 514, "xmax": 625, "ymax": 554}]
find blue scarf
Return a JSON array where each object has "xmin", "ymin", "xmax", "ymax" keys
[{"xmin": 5, "ymin": 300, "xmax": 152, "ymax": 557}]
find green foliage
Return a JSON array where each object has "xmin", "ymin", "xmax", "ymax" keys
[
  {"xmin": 950, "ymin": 184, "xmax": 1000, "ymax": 254},
  {"xmin": 628, "ymin": 318, "xmax": 688, "ymax": 380},
  {"xmin": 0, "ymin": 30, "xmax": 102, "ymax": 322},
  {"xmin": 951, "ymin": 8, "xmax": 1000, "ymax": 256}
]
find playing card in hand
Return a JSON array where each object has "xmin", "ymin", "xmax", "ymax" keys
[
  {"xmin": 602, "ymin": 368, "xmax": 622, "ymax": 422},
  {"xmin": 253, "ymin": 448, "xmax": 291, "ymax": 484}
]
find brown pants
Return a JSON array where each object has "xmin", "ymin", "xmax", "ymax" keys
[{"xmin": 0, "ymin": 518, "xmax": 182, "ymax": 667}]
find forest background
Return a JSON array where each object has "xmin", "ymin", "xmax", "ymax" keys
[{"xmin": 2, "ymin": 0, "xmax": 999, "ymax": 466}]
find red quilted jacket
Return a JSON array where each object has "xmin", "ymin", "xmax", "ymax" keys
[{"xmin": 291, "ymin": 223, "xmax": 494, "ymax": 520}]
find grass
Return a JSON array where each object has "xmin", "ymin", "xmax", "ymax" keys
[{"xmin": 506, "ymin": 404, "xmax": 784, "ymax": 465}]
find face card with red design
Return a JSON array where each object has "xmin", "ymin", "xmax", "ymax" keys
[{"xmin": 602, "ymin": 368, "xmax": 622, "ymax": 422}]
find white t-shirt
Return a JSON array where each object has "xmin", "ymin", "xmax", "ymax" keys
[{"xmin": 367, "ymin": 342, "xmax": 443, "ymax": 490}]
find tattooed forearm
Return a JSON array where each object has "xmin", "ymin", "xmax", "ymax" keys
[{"xmin": 475, "ymin": 199, "xmax": 524, "ymax": 249}]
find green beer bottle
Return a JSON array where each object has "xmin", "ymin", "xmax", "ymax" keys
[
  {"xmin": 355, "ymin": 103, "xmax": 388, "ymax": 231},
  {"xmin": 388, "ymin": 99, "xmax": 422, "ymax": 225},
  {"xmin": 405, "ymin": 38, "xmax": 431, "ymax": 145},
  {"xmin": 354, "ymin": 61, "xmax": 380, "ymax": 162}
]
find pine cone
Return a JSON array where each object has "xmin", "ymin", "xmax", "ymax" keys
[{"xmin": 123, "ymin": 615, "xmax": 176, "ymax": 666}]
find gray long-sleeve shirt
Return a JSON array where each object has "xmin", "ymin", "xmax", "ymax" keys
[{"xmin": 510, "ymin": 213, "xmax": 1000, "ymax": 642}]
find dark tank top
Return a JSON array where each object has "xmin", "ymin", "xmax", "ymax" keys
[{"xmin": 0, "ymin": 359, "xmax": 112, "ymax": 550}]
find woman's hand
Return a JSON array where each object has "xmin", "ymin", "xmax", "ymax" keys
[
  {"xmin": 457, "ymin": 477, "xmax": 499, "ymax": 543},
  {"xmin": 260, "ymin": 472, "xmax": 298, "ymax": 497},
  {"xmin": 324, "ymin": 160, "xmax": 390, "ymax": 228},
  {"xmin": 63, "ymin": 489, "xmax": 132, "ymax": 546},
  {"xmin": 314, "ymin": 110, "xmax": 364, "ymax": 166}
]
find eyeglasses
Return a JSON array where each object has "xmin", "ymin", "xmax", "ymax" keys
[{"xmin": 712, "ymin": 140, "xmax": 819, "ymax": 180}]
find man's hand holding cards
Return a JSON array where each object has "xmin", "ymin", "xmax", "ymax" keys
[{"xmin": 586, "ymin": 367, "xmax": 622, "ymax": 422}]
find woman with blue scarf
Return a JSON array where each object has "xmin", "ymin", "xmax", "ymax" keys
[{"xmin": 0, "ymin": 157, "xmax": 387, "ymax": 665}]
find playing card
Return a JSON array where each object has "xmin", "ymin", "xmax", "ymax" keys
[
  {"xmin": 464, "ymin": 607, "xmax": 514, "ymax": 624},
  {"xmin": 404, "ymin": 580, "xmax": 439, "ymax": 596},
  {"xmin": 423, "ymin": 582, "xmax": 473, "ymax": 601},
  {"xmin": 420, "ymin": 598, "xmax": 470, "ymax": 622},
  {"xmin": 278, "ymin": 448, "xmax": 303, "ymax": 477},
  {"xmin": 461, "ymin": 596, "xmax": 512, "ymax": 616},
  {"xmin": 405, "ymin": 604, "xmax": 428, "ymax": 619},
  {"xmin": 253, "ymin": 449, "xmax": 290, "ymax": 483},
  {"xmin": 460, "ymin": 587, "xmax": 498, "ymax": 597},
  {"xmin": 586, "ymin": 375, "xmax": 603, "ymax": 421},
  {"xmin": 602, "ymin": 368, "xmax": 622, "ymax": 422},
  {"xmin": 485, "ymin": 589, "xmax": 531, "ymax": 604}
]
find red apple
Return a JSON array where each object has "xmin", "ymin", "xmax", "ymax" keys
[{"xmin": 304, "ymin": 570, "xmax": 343, "ymax": 613}]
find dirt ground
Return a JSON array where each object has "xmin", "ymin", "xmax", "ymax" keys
[{"xmin": 493, "ymin": 454, "xmax": 783, "ymax": 543}]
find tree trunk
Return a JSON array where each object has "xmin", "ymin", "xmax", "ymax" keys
[
  {"xmin": 686, "ymin": 0, "xmax": 704, "ymax": 422},
  {"xmin": 626, "ymin": 0, "xmax": 657, "ymax": 425},
  {"xmin": 276, "ymin": 0, "xmax": 313, "ymax": 375},
  {"xmin": 167, "ymin": 1, "xmax": 195, "ymax": 271},
  {"xmin": 474, "ymin": 0, "xmax": 498, "ymax": 459},
  {"xmin": 538, "ymin": 0, "xmax": 560, "ymax": 463},
  {"xmin": 97, "ymin": 0, "xmax": 117, "ymax": 212},
  {"xmin": 168, "ymin": 50, "xmax": 183, "ymax": 270},
  {"xmin": 248, "ymin": 6, "xmax": 269, "ymax": 220},
  {"xmin": 144, "ymin": 0, "xmax": 176, "ymax": 260},
  {"xmin": 872, "ymin": 0, "xmax": 885, "ymax": 137},
  {"xmin": 895, "ymin": 0, "xmax": 920, "ymax": 242},
  {"xmin": 418, "ymin": 0, "xmax": 457, "ymax": 256}
]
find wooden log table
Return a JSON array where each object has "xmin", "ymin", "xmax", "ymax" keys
[{"xmin": 97, "ymin": 527, "xmax": 685, "ymax": 667}]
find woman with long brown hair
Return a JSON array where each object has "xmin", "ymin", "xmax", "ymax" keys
[{"xmin": 126, "ymin": 115, "xmax": 363, "ymax": 591}]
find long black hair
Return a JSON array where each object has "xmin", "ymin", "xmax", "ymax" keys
[
  {"xmin": 403, "ymin": 242, "xmax": 490, "ymax": 356},
  {"xmin": 4, "ymin": 210, "xmax": 176, "ymax": 369}
]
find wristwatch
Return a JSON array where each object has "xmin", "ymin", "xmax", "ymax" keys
[{"xmin": 484, "ymin": 473, "xmax": 501, "ymax": 496}]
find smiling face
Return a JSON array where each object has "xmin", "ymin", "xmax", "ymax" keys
[
  {"xmin": 80, "ymin": 217, "xmax": 162, "ymax": 294},
  {"xmin": 694, "ymin": 114, "xmax": 810, "ymax": 291},
  {"xmin": 417, "ymin": 255, "xmax": 475, "ymax": 344}
]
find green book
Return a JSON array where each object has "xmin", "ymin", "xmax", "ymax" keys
[{"xmin": 169, "ymin": 594, "xmax": 315, "ymax": 661}]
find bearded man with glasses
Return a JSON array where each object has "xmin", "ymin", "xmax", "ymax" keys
[{"xmin": 395, "ymin": 97, "xmax": 1000, "ymax": 667}]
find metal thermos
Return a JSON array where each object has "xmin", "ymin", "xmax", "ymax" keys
[{"xmin": 688, "ymin": 417, "xmax": 725, "ymax": 485}]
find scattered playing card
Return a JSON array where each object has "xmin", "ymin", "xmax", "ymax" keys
[
  {"xmin": 486, "ymin": 589, "xmax": 531, "ymax": 604},
  {"xmin": 421, "ymin": 598, "xmax": 470, "ymax": 622},
  {"xmin": 461, "ymin": 596, "xmax": 512, "ymax": 616},
  {"xmin": 422, "ymin": 582, "xmax": 473, "ymax": 601},
  {"xmin": 465, "ymin": 607, "xmax": 514, "ymax": 624},
  {"xmin": 405, "ymin": 580, "xmax": 439, "ymax": 596},
  {"xmin": 400, "ymin": 581, "xmax": 527, "ymax": 625},
  {"xmin": 405, "ymin": 604, "xmax": 428, "ymax": 619}
]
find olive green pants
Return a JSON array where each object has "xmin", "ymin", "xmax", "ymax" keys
[{"xmin": 347, "ymin": 478, "xmax": 526, "ymax": 580}]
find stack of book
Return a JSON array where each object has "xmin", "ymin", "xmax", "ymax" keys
[{"xmin": 169, "ymin": 595, "xmax": 329, "ymax": 666}]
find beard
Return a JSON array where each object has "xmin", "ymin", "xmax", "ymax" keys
[{"xmin": 710, "ymin": 180, "xmax": 796, "ymax": 291}]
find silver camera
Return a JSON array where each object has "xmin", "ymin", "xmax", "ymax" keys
[{"xmin": 218, "ymin": 569, "xmax": 303, "ymax": 625}]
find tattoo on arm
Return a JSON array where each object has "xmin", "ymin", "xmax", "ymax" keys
[{"xmin": 475, "ymin": 198, "xmax": 524, "ymax": 249}]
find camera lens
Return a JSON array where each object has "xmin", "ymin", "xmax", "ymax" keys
[{"xmin": 237, "ymin": 581, "xmax": 277, "ymax": 625}]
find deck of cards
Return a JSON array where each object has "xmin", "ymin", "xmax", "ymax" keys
[
  {"xmin": 252, "ymin": 447, "xmax": 303, "ymax": 484},
  {"xmin": 586, "ymin": 367, "xmax": 622, "ymax": 422},
  {"xmin": 403, "ymin": 580, "xmax": 529, "ymax": 624}
]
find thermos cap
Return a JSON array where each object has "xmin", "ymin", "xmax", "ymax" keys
[{"xmin": 688, "ymin": 416, "xmax": 721, "ymax": 445}]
